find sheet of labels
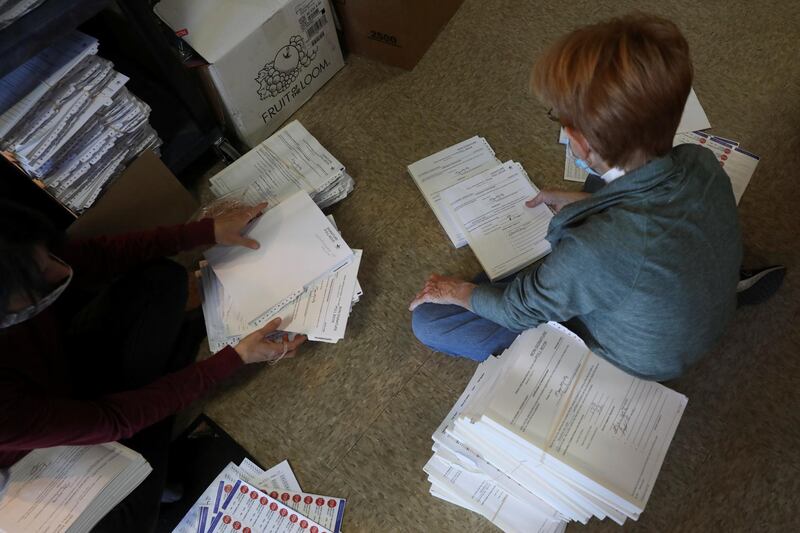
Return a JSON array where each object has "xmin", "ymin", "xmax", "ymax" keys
[{"xmin": 174, "ymin": 461, "xmax": 346, "ymax": 533}]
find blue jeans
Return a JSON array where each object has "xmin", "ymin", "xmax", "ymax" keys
[
  {"xmin": 411, "ymin": 270, "xmax": 523, "ymax": 361},
  {"xmin": 411, "ymin": 302, "xmax": 519, "ymax": 361}
]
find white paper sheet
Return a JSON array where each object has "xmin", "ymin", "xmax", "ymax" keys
[
  {"xmin": 676, "ymin": 88, "xmax": 711, "ymax": 134},
  {"xmin": 476, "ymin": 323, "xmax": 688, "ymax": 517},
  {"xmin": 205, "ymin": 191, "xmax": 354, "ymax": 323},
  {"xmin": 209, "ymin": 120, "xmax": 345, "ymax": 206},
  {"xmin": 238, "ymin": 459, "xmax": 302, "ymax": 492},
  {"xmin": 0, "ymin": 443, "xmax": 151, "ymax": 533},
  {"xmin": 268, "ymin": 250, "xmax": 362, "ymax": 342},
  {"xmin": 442, "ymin": 161, "xmax": 552, "ymax": 281},
  {"xmin": 407, "ymin": 136, "xmax": 500, "ymax": 248}
]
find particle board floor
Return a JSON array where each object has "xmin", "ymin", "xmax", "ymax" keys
[{"xmin": 188, "ymin": 1, "xmax": 800, "ymax": 530}]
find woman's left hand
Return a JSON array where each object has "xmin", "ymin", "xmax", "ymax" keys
[
  {"xmin": 409, "ymin": 274, "xmax": 476, "ymax": 311},
  {"xmin": 213, "ymin": 202, "xmax": 269, "ymax": 249}
]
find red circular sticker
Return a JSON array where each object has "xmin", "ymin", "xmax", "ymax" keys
[
  {"xmin": 300, "ymin": 520, "xmax": 308, "ymax": 529},
  {"xmin": 699, "ymin": 138, "xmax": 706, "ymax": 144},
  {"xmin": 281, "ymin": 492, "xmax": 290, "ymax": 502},
  {"xmin": 244, "ymin": 528, "xmax": 252, "ymax": 533},
  {"xmin": 250, "ymin": 490, "xmax": 258, "ymax": 499},
  {"xmin": 720, "ymin": 154, "xmax": 728, "ymax": 161},
  {"xmin": 311, "ymin": 527, "xmax": 319, "ymax": 533},
  {"xmin": 240, "ymin": 485, "xmax": 249, "ymax": 494},
  {"xmin": 327, "ymin": 499, "xmax": 337, "ymax": 508},
  {"xmin": 259, "ymin": 496, "xmax": 268, "ymax": 505},
  {"xmin": 280, "ymin": 508, "xmax": 288, "ymax": 517},
  {"xmin": 316, "ymin": 497, "xmax": 325, "ymax": 506},
  {"xmin": 270, "ymin": 502, "xmax": 278, "ymax": 511},
  {"xmin": 232, "ymin": 522, "xmax": 241, "ymax": 531},
  {"xmin": 290, "ymin": 514, "xmax": 298, "ymax": 523},
  {"xmin": 223, "ymin": 515, "xmax": 232, "ymax": 524},
  {"xmin": 224, "ymin": 484, "xmax": 233, "ymax": 493},
  {"xmin": 270, "ymin": 491, "xmax": 279, "ymax": 498},
  {"xmin": 293, "ymin": 494, "xmax": 302, "ymax": 503},
  {"xmin": 304, "ymin": 495, "xmax": 313, "ymax": 505},
  {"xmin": 724, "ymin": 148, "xmax": 731, "ymax": 154}
]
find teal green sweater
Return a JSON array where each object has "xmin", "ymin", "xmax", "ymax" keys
[{"xmin": 470, "ymin": 145, "xmax": 742, "ymax": 380}]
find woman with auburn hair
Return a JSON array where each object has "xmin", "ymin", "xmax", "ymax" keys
[{"xmin": 409, "ymin": 14, "xmax": 753, "ymax": 381}]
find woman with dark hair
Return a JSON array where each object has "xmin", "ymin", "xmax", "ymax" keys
[
  {"xmin": 409, "ymin": 14, "xmax": 756, "ymax": 381},
  {"xmin": 0, "ymin": 200, "xmax": 305, "ymax": 531}
]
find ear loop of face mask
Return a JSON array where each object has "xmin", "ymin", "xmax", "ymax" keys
[
  {"xmin": 0, "ymin": 255, "xmax": 73, "ymax": 329},
  {"xmin": 567, "ymin": 143, "xmax": 601, "ymax": 176}
]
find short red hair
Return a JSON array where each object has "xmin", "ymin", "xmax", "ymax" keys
[{"xmin": 532, "ymin": 14, "xmax": 693, "ymax": 168}]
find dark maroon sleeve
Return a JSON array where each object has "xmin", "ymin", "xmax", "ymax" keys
[
  {"xmin": 60, "ymin": 219, "xmax": 216, "ymax": 282},
  {"xmin": 0, "ymin": 347, "xmax": 243, "ymax": 450}
]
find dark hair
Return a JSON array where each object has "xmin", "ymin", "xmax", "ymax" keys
[{"xmin": 0, "ymin": 200, "xmax": 65, "ymax": 319}]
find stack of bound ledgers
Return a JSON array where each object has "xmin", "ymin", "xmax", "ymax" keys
[
  {"xmin": 0, "ymin": 31, "xmax": 161, "ymax": 212},
  {"xmin": 175, "ymin": 458, "xmax": 346, "ymax": 533},
  {"xmin": 200, "ymin": 121, "xmax": 361, "ymax": 351},
  {"xmin": 425, "ymin": 322, "xmax": 688, "ymax": 533}
]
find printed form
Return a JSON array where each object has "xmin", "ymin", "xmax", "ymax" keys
[
  {"xmin": 173, "ymin": 463, "xmax": 334, "ymax": 533},
  {"xmin": 205, "ymin": 191, "xmax": 353, "ymax": 323},
  {"xmin": 407, "ymin": 136, "xmax": 500, "ymax": 248},
  {"xmin": 484, "ymin": 324, "xmax": 687, "ymax": 515},
  {"xmin": 209, "ymin": 120, "xmax": 344, "ymax": 205},
  {"xmin": 442, "ymin": 161, "xmax": 553, "ymax": 281}
]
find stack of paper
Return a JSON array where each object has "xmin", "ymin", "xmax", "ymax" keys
[
  {"xmin": 407, "ymin": 136, "xmax": 501, "ymax": 248},
  {"xmin": 425, "ymin": 322, "xmax": 688, "ymax": 532},
  {"xmin": 200, "ymin": 191, "xmax": 363, "ymax": 351},
  {"xmin": 0, "ymin": 0, "xmax": 46, "ymax": 29},
  {"xmin": 0, "ymin": 443, "xmax": 152, "ymax": 532},
  {"xmin": 409, "ymin": 137, "xmax": 553, "ymax": 281},
  {"xmin": 0, "ymin": 31, "xmax": 162, "ymax": 212},
  {"xmin": 209, "ymin": 120, "xmax": 354, "ymax": 210},
  {"xmin": 672, "ymin": 131, "xmax": 759, "ymax": 204},
  {"xmin": 174, "ymin": 458, "xmax": 346, "ymax": 533}
]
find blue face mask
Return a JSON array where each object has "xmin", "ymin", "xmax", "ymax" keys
[
  {"xmin": 567, "ymin": 144, "xmax": 600, "ymax": 176},
  {"xmin": 574, "ymin": 157, "xmax": 600, "ymax": 176}
]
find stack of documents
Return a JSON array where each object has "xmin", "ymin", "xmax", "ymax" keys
[
  {"xmin": 0, "ymin": 443, "xmax": 152, "ymax": 532},
  {"xmin": 0, "ymin": 0, "xmax": 46, "ymax": 29},
  {"xmin": 175, "ymin": 458, "xmax": 346, "ymax": 533},
  {"xmin": 409, "ymin": 137, "xmax": 553, "ymax": 281},
  {"xmin": 559, "ymin": 88, "xmax": 758, "ymax": 203},
  {"xmin": 425, "ymin": 322, "xmax": 688, "ymax": 532},
  {"xmin": 209, "ymin": 120, "xmax": 354, "ymax": 210},
  {"xmin": 200, "ymin": 191, "xmax": 363, "ymax": 351},
  {"xmin": 0, "ymin": 31, "xmax": 162, "ymax": 212}
]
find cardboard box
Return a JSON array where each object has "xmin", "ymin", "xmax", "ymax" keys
[
  {"xmin": 154, "ymin": 0, "xmax": 344, "ymax": 148},
  {"xmin": 67, "ymin": 150, "xmax": 198, "ymax": 239},
  {"xmin": 332, "ymin": 0, "xmax": 463, "ymax": 70}
]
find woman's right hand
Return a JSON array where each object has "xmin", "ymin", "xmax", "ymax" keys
[
  {"xmin": 234, "ymin": 318, "xmax": 307, "ymax": 365},
  {"xmin": 526, "ymin": 190, "xmax": 591, "ymax": 213}
]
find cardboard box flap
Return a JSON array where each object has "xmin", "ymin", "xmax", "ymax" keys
[
  {"xmin": 154, "ymin": 0, "xmax": 287, "ymax": 63},
  {"xmin": 67, "ymin": 150, "xmax": 198, "ymax": 239}
]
